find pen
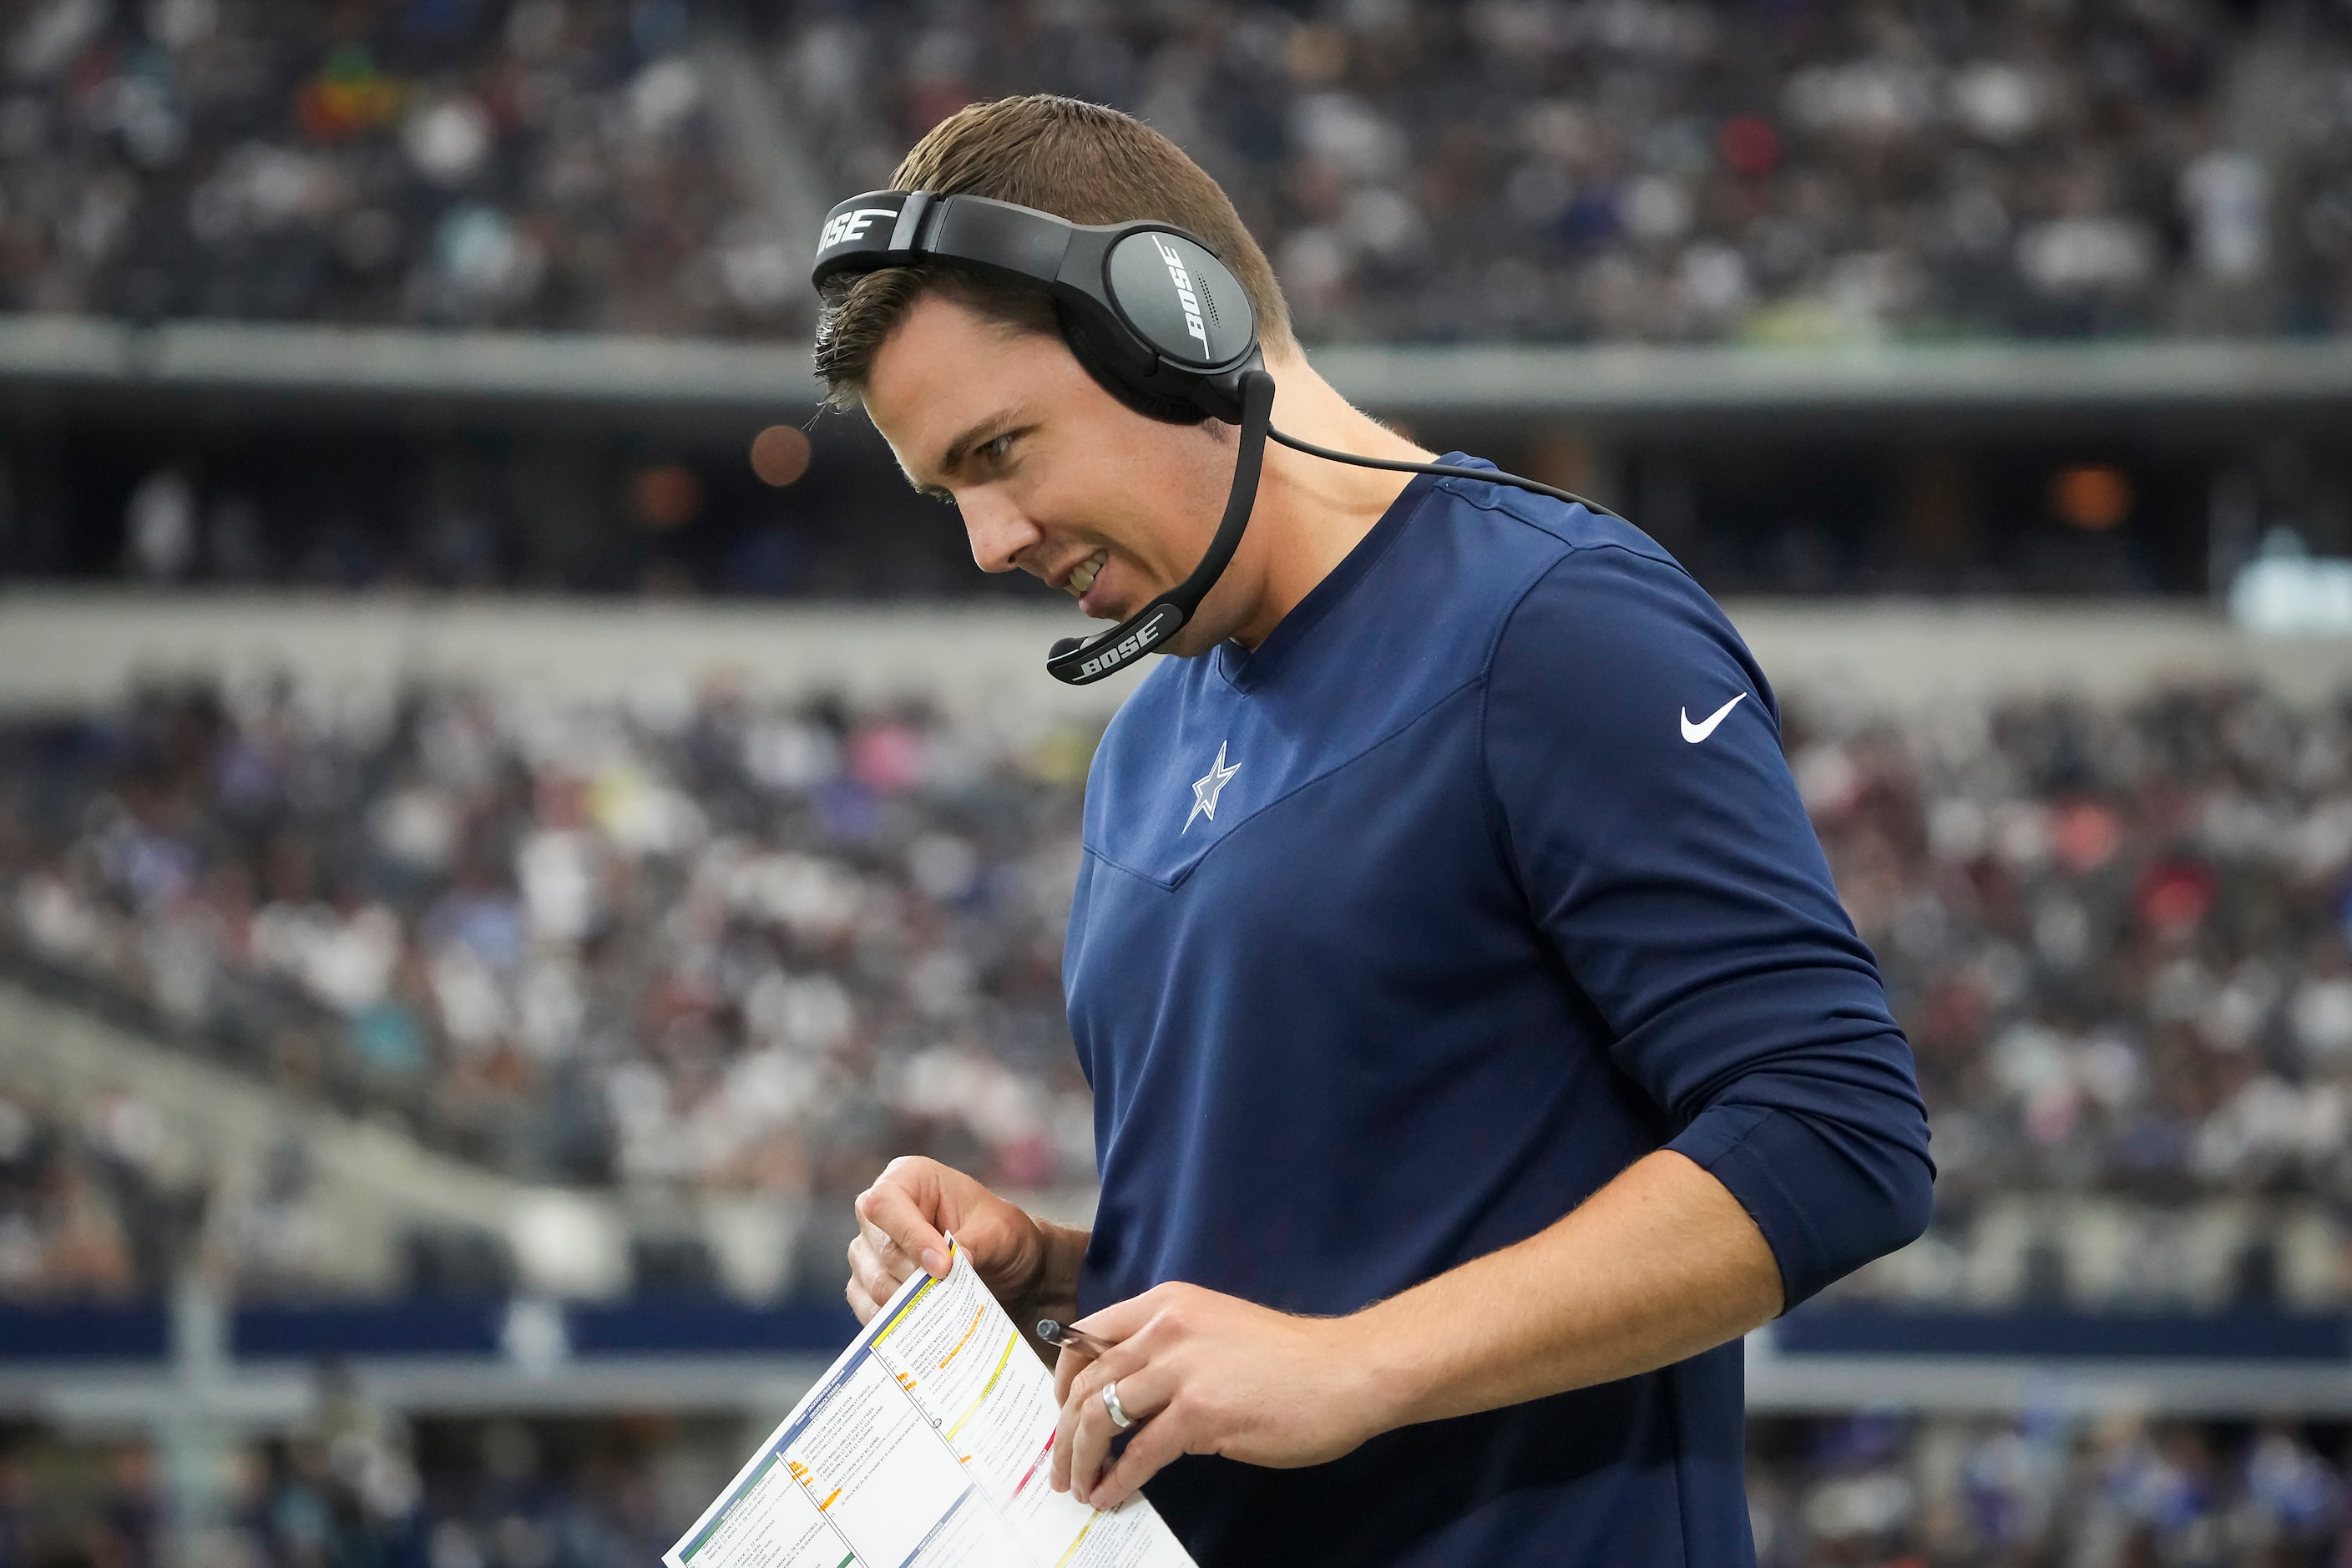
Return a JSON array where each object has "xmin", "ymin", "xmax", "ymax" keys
[{"xmin": 1034, "ymin": 1318, "xmax": 1116, "ymax": 1358}]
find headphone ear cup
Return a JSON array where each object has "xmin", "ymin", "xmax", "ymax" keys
[{"xmin": 1055, "ymin": 301, "xmax": 1206, "ymax": 425}]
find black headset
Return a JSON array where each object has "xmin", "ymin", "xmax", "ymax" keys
[{"xmin": 812, "ymin": 189, "xmax": 1620, "ymax": 685}]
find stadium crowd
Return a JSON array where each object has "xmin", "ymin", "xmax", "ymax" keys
[
  {"xmin": 4, "ymin": 1410, "xmax": 2349, "ymax": 1568},
  {"xmin": 0, "ymin": 1075, "xmax": 333, "ymax": 1302},
  {"xmin": 0, "ymin": 0, "xmax": 791, "ymax": 335},
  {"xmin": 0, "ymin": 675, "xmax": 1099, "ymax": 1220},
  {"xmin": 5, "ymin": 0, "xmax": 2350, "ymax": 341},
  {"xmin": 793, "ymin": 0, "xmax": 2352, "ymax": 344},
  {"xmin": 3, "ymin": 673, "xmax": 2352, "ymax": 1308},
  {"xmin": 0, "ymin": 1080, "xmax": 190, "ymax": 1299},
  {"xmin": 1744, "ymin": 1411, "xmax": 2347, "ymax": 1567},
  {"xmin": 0, "ymin": 1414, "xmax": 670, "ymax": 1568},
  {"xmin": 1796, "ymin": 682, "xmax": 2352, "ymax": 1252}
]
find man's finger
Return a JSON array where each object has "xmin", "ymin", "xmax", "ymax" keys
[
  {"xmin": 1089, "ymin": 1402, "xmax": 1190, "ymax": 1510},
  {"xmin": 855, "ymin": 1209, "xmax": 913, "ymax": 1268},
  {"xmin": 1060, "ymin": 1375, "xmax": 1119, "ymax": 1500},
  {"xmin": 856, "ymin": 1181, "xmax": 952, "ymax": 1278},
  {"xmin": 1065, "ymin": 1287, "xmax": 1166, "ymax": 1347},
  {"xmin": 1065, "ymin": 1359, "xmax": 1175, "ymax": 1501},
  {"xmin": 1051, "ymin": 1343, "xmax": 1129, "ymax": 1494},
  {"xmin": 853, "ymin": 1222, "xmax": 918, "ymax": 1295},
  {"xmin": 843, "ymin": 1275, "xmax": 878, "ymax": 1326},
  {"xmin": 1055, "ymin": 1345, "xmax": 1164, "ymax": 1497},
  {"xmin": 847, "ymin": 1239, "xmax": 908, "ymax": 1308},
  {"xmin": 1051, "ymin": 1283, "xmax": 1176, "ymax": 1408},
  {"xmin": 1050, "ymin": 1336, "xmax": 1113, "ymax": 1404}
]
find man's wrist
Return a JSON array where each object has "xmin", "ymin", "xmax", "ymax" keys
[
  {"xmin": 1005, "ymin": 1219, "xmax": 1090, "ymax": 1363},
  {"xmin": 999, "ymin": 1216, "xmax": 1090, "ymax": 1322},
  {"xmin": 1028, "ymin": 1220, "xmax": 1090, "ymax": 1319},
  {"xmin": 1333, "ymin": 1297, "xmax": 1448, "ymax": 1436}
]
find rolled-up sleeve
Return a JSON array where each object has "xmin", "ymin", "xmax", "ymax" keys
[{"xmin": 1480, "ymin": 541, "xmax": 1933, "ymax": 1308}]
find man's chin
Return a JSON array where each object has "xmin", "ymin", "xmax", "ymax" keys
[
  {"xmin": 1069, "ymin": 605, "xmax": 1216, "ymax": 660},
  {"xmin": 1078, "ymin": 582, "xmax": 1132, "ymax": 620}
]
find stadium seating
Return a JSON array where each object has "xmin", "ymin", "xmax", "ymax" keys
[
  {"xmin": 2, "ymin": 0, "xmax": 782, "ymax": 335},
  {"xmin": 0, "ymin": 1410, "xmax": 674, "ymax": 1568},
  {"xmin": 3, "ymin": 1405, "xmax": 2341, "ymax": 1568},
  {"xmin": 793, "ymin": 0, "xmax": 2352, "ymax": 345},
  {"xmin": 4, "ymin": 672, "xmax": 2350, "ymax": 1316},
  {"xmin": 1745, "ymin": 1412, "xmax": 2342, "ymax": 1564},
  {"xmin": 0, "ymin": 678, "xmax": 1097, "ymax": 1268},
  {"xmin": 1799, "ymin": 682, "xmax": 2352, "ymax": 1309},
  {"xmin": 7, "ymin": 0, "xmax": 2349, "ymax": 341}
]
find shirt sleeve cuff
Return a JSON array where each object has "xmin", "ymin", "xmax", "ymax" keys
[{"xmin": 1666, "ymin": 1102, "xmax": 1928, "ymax": 1311}]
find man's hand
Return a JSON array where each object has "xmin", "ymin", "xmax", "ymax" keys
[
  {"xmin": 845, "ymin": 1156, "xmax": 1083, "ymax": 1330},
  {"xmin": 1048, "ymin": 1282, "xmax": 1384, "ymax": 1511},
  {"xmin": 1044, "ymin": 1151, "xmax": 1783, "ymax": 1510}
]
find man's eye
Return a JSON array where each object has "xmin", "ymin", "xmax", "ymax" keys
[{"xmin": 981, "ymin": 433, "xmax": 1014, "ymax": 463}]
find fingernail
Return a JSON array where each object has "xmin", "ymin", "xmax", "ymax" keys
[{"xmin": 920, "ymin": 1248, "xmax": 946, "ymax": 1276}]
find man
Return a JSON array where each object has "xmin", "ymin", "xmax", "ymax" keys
[{"xmin": 832, "ymin": 95, "xmax": 1931, "ymax": 1566}]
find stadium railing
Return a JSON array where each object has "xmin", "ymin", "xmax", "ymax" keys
[{"xmin": 5, "ymin": 317, "xmax": 2350, "ymax": 425}]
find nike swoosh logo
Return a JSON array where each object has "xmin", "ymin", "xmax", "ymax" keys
[{"xmin": 1680, "ymin": 693, "xmax": 1748, "ymax": 743}]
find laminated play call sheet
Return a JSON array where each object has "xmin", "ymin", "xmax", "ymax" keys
[{"xmin": 665, "ymin": 1238, "xmax": 1196, "ymax": 1568}]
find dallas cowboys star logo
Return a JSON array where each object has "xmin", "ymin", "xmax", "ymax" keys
[{"xmin": 1185, "ymin": 741, "xmax": 1240, "ymax": 833}]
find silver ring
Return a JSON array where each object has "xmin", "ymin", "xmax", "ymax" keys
[{"xmin": 1102, "ymin": 1378, "xmax": 1135, "ymax": 1430}]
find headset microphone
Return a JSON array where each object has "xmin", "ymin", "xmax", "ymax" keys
[
  {"xmin": 1043, "ymin": 369, "xmax": 1274, "ymax": 684},
  {"xmin": 812, "ymin": 190, "xmax": 1622, "ymax": 686}
]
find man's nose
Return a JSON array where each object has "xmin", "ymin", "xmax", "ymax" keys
[{"xmin": 959, "ymin": 490, "xmax": 1040, "ymax": 575}]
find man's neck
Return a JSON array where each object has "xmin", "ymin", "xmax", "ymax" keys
[{"xmin": 1224, "ymin": 352, "xmax": 1433, "ymax": 651}]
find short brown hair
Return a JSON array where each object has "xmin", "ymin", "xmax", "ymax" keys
[{"xmin": 812, "ymin": 96, "xmax": 1293, "ymax": 409}]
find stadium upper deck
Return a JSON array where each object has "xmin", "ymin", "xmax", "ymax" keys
[{"xmin": 4, "ymin": 0, "xmax": 2349, "ymax": 345}]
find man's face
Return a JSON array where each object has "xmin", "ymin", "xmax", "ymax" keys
[{"xmin": 862, "ymin": 292, "xmax": 1242, "ymax": 650}]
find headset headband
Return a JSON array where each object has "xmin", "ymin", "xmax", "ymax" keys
[{"xmin": 812, "ymin": 189, "xmax": 1262, "ymax": 425}]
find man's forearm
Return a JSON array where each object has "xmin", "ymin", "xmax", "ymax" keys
[
  {"xmin": 1348, "ymin": 1151, "xmax": 1783, "ymax": 1430},
  {"xmin": 1015, "ymin": 1220, "xmax": 1093, "ymax": 1355}
]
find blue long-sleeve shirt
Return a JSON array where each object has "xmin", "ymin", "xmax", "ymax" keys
[{"xmin": 1064, "ymin": 460, "xmax": 1933, "ymax": 1567}]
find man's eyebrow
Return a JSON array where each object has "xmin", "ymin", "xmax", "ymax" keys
[
  {"xmin": 897, "ymin": 450, "xmax": 953, "ymax": 501},
  {"xmin": 927, "ymin": 409, "xmax": 1028, "ymax": 487}
]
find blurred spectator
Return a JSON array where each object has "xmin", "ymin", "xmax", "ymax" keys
[
  {"xmin": 1793, "ymin": 684, "xmax": 2352, "ymax": 1216},
  {"xmin": 4, "ymin": 0, "xmax": 2349, "ymax": 342},
  {"xmin": 0, "ymin": 0, "xmax": 796, "ymax": 336},
  {"xmin": 0, "ymin": 1409, "xmax": 665, "ymax": 1568},
  {"xmin": 769, "ymin": 0, "xmax": 2352, "ymax": 343},
  {"xmin": 10, "ymin": 674, "xmax": 2352, "ymax": 1308},
  {"xmin": 0, "ymin": 1078, "xmax": 248, "ymax": 1300},
  {"xmin": 0, "ymin": 678, "xmax": 1100, "ymax": 1216},
  {"xmin": 1748, "ymin": 1412, "xmax": 2347, "ymax": 1565},
  {"xmin": 8, "ymin": 1410, "xmax": 2348, "ymax": 1568},
  {"xmin": 0, "ymin": 1083, "xmax": 144, "ymax": 1299}
]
